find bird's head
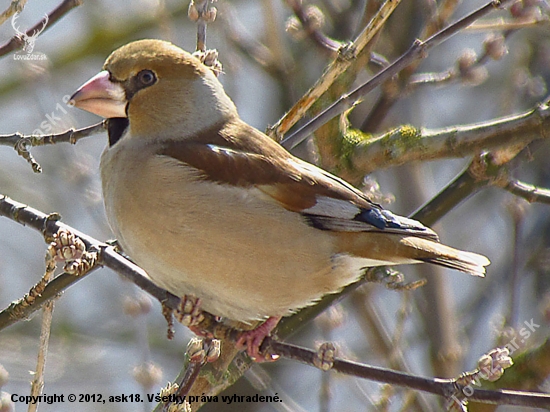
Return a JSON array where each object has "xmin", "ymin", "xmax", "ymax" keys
[{"xmin": 71, "ymin": 39, "xmax": 238, "ymax": 140}]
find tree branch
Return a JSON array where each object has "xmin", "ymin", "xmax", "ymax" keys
[
  {"xmin": 280, "ymin": 0, "xmax": 514, "ymax": 150},
  {"xmin": 500, "ymin": 179, "xmax": 550, "ymax": 205},
  {"xmin": 267, "ymin": 341, "xmax": 550, "ymax": 408},
  {"xmin": 1, "ymin": 194, "xmax": 548, "ymax": 409},
  {"xmin": 0, "ymin": 0, "xmax": 27, "ymax": 26},
  {"xmin": 0, "ymin": 0, "xmax": 82, "ymax": 58},
  {"xmin": 267, "ymin": 0, "xmax": 403, "ymax": 141},
  {"xmin": 0, "ymin": 121, "xmax": 105, "ymax": 172},
  {"xmin": 284, "ymin": 0, "xmax": 342, "ymax": 54},
  {"xmin": 346, "ymin": 101, "xmax": 549, "ymax": 175}
]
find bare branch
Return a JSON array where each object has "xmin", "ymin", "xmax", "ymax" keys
[
  {"xmin": 188, "ymin": 0, "xmax": 217, "ymax": 52},
  {"xmin": 284, "ymin": 0, "xmax": 342, "ymax": 54},
  {"xmin": 466, "ymin": 17, "xmax": 550, "ymax": 31},
  {"xmin": 280, "ymin": 0, "xmax": 514, "ymax": 150},
  {"xmin": 410, "ymin": 31, "xmax": 510, "ymax": 87},
  {"xmin": 347, "ymin": 101, "xmax": 549, "ymax": 176},
  {"xmin": 220, "ymin": 4, "xmax": 291, "ymax": 88},
  {"xmin": 0, "ymin": 121, "xmax": 105, "ymax": 173},
  {"xmin": 0, "ymin": 0, "xmax": 27, "ymax": 26},
  {"xmin": 267, "ymin": 0, "xmax": 403, "ymax": 141},
  {"xmin": 267, "ymin": 340, "xmax": 550, "ymax": 408},
  {"xmin": 0, "ymin": 0, "xmax": 82, "ymax": 58},
  {"xmin": 500, "ymin": 180, "xmax": 550, "ymax": 205},
  {"xmin": 28, "ymin": 255, "xmax": 56, "ymax": 412}
]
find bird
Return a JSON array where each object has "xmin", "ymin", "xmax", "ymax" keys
[{"xmin": 70, "ymin": 39, "xmax": 489, "ymax": 359}]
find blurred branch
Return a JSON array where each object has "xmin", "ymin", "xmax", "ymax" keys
[
  {"xmin": 411, "ymin": 157, "xmax": 492, "ymax": 226},
  {"xmin": 0, "ymin": 0, "xmax": 82, "ymax": 58},
  {"xmin": 466, "ymin": 16, "xmax": 550, "ymax": 31},
  {"xmin": 409, "ymin": 32, "xmax": 510, "ymax": 87},
  {"xmin": 411, "ymin": 141, "xmax": 532, "ymax": 227},
  {"xmin": 350, "ymin": 290, "xmax": 433, "ymax": 411},
  {"xmin": 346, "ymin": 100, "xmax": 549, "ymax": 177},
  {"xmin": 187, "ymin": 0, "xmax": 217, "ymax": 52},
  {"xmin": 0, "ymin": 121, "xmax": 105, "ymax": 173},
  {"xmin": 500, "ymin": 180, "xmax": 550, "ymax": 205},
  {"xmin": 268, "ymin": 0, "xmax": 402, "ymax": 141},
  {"xmin": 28, "ymin": 255, "xmax": 56, "ymax": 412},
  {"xmin": 284, "ymin": 0, "xmax": 342, "ymax": 54},
  {"xmin": 363, "ymin": 0, "xmax": 544, "ymax": 132},
  {"xmin": 281, "ymin": 0, "xmax": 515, "ymax": 150},
  {"xmin": 284, "ymin": 0, "xmax": 511, "ymax": 149},
  {"xmin": 221, "ymin": 3, "xmax": 295, "ymax": 108},
  {"xmin": 361, "ymin": 0, "xmax": 463, "ymax": 131},
  {"xmin": 220, "ymin": 4, "xmax": 287, "ymax": 77},
  {"xmin": 0, "ymin": 0, "xmax": 27, "ymax": 26}
]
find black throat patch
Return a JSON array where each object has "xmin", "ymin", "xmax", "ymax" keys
[{"xmin": 106, "ymin": 118, "xmax": 129, "ymax": 146}]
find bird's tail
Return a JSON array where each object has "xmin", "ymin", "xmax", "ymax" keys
[
  {"xmin": 334, "ymin": 233, "xmax": 490, "ymax": 277},
  {"xmin": 398, "ymin": 236, "xmax": 490, "ymax": 277}
]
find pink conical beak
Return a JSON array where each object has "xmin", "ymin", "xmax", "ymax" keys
[{"xmin": 70, "ymin": 71, "xmax": 127, "ymax": 118}]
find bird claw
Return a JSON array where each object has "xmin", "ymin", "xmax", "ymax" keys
[{"xmin": 236, "ymin": 316, "xmax": 281, "ymax": 362}]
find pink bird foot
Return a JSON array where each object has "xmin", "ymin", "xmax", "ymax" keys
[{"xmin": 236, "ymin": 316, "xmax": 282, "ymax": 361}]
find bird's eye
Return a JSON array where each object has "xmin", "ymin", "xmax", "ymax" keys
[{"xmin": 137, "ymin": 70, "xmax": 156, "ymax": 86}]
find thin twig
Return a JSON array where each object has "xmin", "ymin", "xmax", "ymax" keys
[
  {"xmin": 500, "ymin": 180, "xmax": 550, "ymax": 205},
  {"xmin": 0, "ymin": 121, "xmax": 105, "ymax": 173},
  {"xmin": 281, "ymin": 0, "xmax": 514, "ymax": 149},
  {"xmin": 466, "ymin": 16, "xmax": 550, "ymax": 31},
  {"xmin": 173, "ymin": 338, "xmax": 217, "ymax": 405},
  {"xmin": 188, "ymin": 0, "xmax": 216, "ymax": 52},
  {"xmin": 0, "ymin": 267, "xmax": 99, "ymax": 330},
  {"xmin": 0, "ymin": 0, "xmax": 82, "ymax": 58},
  {"xmin": 284, "ymin": 0, "xmax": 342, "ymax": 54},
  {"xmin": 267, "ymin": 340, "xmax": 550, "ymax": 408},
  {"xmin": 220, "ymin": 4, "xmax": 287, "ymax": 79},
  {"xmin": 220, "ymin": 2, "xmax": 298, "ymax": 111},
  {"xmin": 351, "ymin": 291, "xmax": 432, "ymax": 411},
  {"xmin": 27, "ymin": 302, "xmax": 54, "ymax": 412},
  {"xmin": 0, "ymin": 121, "xmax": 105, "ymax": 146},
  {"xmin": 0, "ymin": 0, "xmax": 27, "ymax": 26},
  {"xmin": 361, "ymin": 0, "xmax": 494, "ymax": 131},
  {"xmin": 27, "ymin": 260, "xmax": 56, "ymax": 412},
  {"xmin": 267, "ymin": 0, "xmax": 403, "ymax": 141},
  {"xmin": 409, "ymin": 30, "xmax": 511, "ymax": 87}
]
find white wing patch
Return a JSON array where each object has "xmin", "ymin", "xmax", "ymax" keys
[{"xmin": 302, "ymin": 196, "xmax": 361, "ymax": 219}]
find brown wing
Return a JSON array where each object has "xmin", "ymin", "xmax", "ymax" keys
[{"xmin": 157, "ymin": 123, "xmax": 438, "ymax": 240}]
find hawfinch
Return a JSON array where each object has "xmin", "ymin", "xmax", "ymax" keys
[{"xmin": 71, "ymin": 39, "xmax": 489, "ymax": 358}]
